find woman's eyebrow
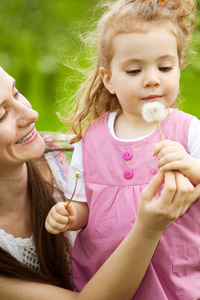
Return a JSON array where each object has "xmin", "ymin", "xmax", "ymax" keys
[
  {"xmin": 12, "ymin": 79, "xmax": 16, "ymax": 89},
  {"xmin": 0, "ymin": 99, "xmax": 6, "ymax": 107},
  {"xmin": 0, "ymin": 78, "xmax": 16, "ymax": 107}
]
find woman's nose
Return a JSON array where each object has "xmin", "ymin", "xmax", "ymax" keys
[
  {"xmin": 143, "ymin": 70, "xmax": 160, "ymax": 88},
  {"xmin": 16, "ymin": 106, "xmax": 39, "ymax": 127}
]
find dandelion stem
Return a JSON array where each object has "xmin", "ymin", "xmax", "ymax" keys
[
  {"xmin": 66, "ymin": 172, "xmax": 80, "ymax": 208},
  {"xmin": 155, "ymin": 121, "xmax": 163, "ymax": 141}
]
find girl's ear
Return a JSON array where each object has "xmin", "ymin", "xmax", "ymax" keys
[{"xmin": 99, "ymin": 67, "xmax": 115, "ymax": 94}]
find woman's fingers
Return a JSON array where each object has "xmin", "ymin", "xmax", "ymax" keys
[
  {"xmin": 180, "ymin": 181, "xmax": 200, "ymax": 215},
  {"xmin": 141, "ymin": 171, "xmax": 164, "ymax": 201},
  {"xmin": 139, "ymin": 171, "xmax": 197, "ymax": 233},
  {"xmin": 191, "ymin": 182, "xmax": 200, "ymax": 203},
  {"xmin": 170, "ymin": 172, "xmax": 194, "ymax": 217}
]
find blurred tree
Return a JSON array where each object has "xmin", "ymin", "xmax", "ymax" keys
[
  {"xmin": 180, "ymin": 0, "xmax": 200, "ymax": 117},
  {"xmin": 0, "ymin": 0, "xmax": 96, "ymax": 131},
  {"xmin": 0, "ymin": 0, "xmax": 199, "ymax": 131}
]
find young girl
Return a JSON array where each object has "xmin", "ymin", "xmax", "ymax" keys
[{"xmin": 45, "ymin": 0, "xmax": 200, "ymax": 298}]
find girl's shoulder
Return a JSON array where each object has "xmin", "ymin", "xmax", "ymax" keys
[
  {"xmin": 84, "ymin": 111, "xmax": 111, "ymax": 136},
  {"xmin": 173, "ymin": 108, "xmax": 196, "ymax": 120}
]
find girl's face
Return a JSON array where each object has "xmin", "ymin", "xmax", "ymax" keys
[
  {"xmin": 100, "ymin": 26, "xmax": 181, "ymax": 120},
  {"xmin": 0, "ymin": 67, "xmax": 45, "ymax": 169}
]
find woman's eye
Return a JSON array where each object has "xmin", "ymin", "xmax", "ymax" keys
[
  {"xmin": 14, "ymin": 90, "xmax": 21, "ymax": 99},
  {"xmin": 159, "ymin": 67, "xmax": 173, "ymax": 72},
  {"xmin": 127, "ymin": 69, "xmax": 141, "ymax": 75},
  {"xmin": 0, "ymin": 110, "xmax": 8, "ymax": 122}
]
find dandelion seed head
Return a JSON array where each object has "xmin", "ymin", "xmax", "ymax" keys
[
  {"xmin": 142, "ymin": 102, "xmax": 166, "ymax": 123},
  {"xmin": 75, "ymin": 171, "xmax": 82, "ymax": 179}
]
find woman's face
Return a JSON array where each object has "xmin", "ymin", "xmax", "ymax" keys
[{"xmin": 0, "ymin": 67, "xmax": 45, "ymax": 169}]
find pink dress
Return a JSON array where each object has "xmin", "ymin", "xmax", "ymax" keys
[{"xmin": 71, "ymin": 109, "xmax": 200, "ymax": 299}]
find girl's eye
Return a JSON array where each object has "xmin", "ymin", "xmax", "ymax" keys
[
  {"xmin": 159, "ymin": 67, "xmax": 173, "ymax": 72},
  {"xmin": 0, "ymin": 110, "xmax": 8, "ymax": 122},
  {"xmin": 127, "ymin": 69, "xmax": 141, "ymax": 75}
]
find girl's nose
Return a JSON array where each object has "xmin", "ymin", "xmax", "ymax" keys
[
  {"xmin": 143, "ymin": 71, "xmax": 160, "ymax": 88},
  {"xmin": 16, "ymin": 106, "xmax": 39, "ymax": 127}
]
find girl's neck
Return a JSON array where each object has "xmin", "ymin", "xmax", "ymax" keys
[{"xmin": 114, "ymin": 112, "xmax": 158, "ymax": 140}]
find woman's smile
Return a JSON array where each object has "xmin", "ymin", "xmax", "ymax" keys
[{"xmin": 16, "ymin": 127, "xmax": 37, "ymax": 145}]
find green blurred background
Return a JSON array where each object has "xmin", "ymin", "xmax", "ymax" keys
[{"xmin": 0, "ymin": 0, "xmax": 199, "ymax": 132}]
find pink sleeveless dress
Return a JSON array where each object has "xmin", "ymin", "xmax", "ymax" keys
[{"xmin": 71, "ymin": 109, "xmax": 200, "ymax": 299}]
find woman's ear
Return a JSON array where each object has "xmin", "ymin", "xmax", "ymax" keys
[
  {"xmin": 99, "ymin": 67, "xmax": 115, "ymax": 94},
  {"xmin": 179, "ymin": 59, "xmax": 183, "ymax": 70}
]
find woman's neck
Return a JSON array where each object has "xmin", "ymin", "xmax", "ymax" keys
[
  {"xmin": 0, "ymin": 163, "xmax": 32, "ymax": 238},
  {"xmin": 0, "ymin": 163, "xmax": 28, "ymax": 210}
]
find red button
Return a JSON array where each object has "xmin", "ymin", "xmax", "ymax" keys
[
  {"xmin": 123, "ymin": 151, "xmax": 133, "ymax": 161},
  {"xmin": 124, "ymin": 169, "xmax": 133, "ymax": 179}
]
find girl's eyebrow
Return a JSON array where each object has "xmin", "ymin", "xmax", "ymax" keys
[
  {"xmin": 120, "ymin": 58, "xmax": 143, "ymax": 65},
  {"xmin": 158, "ymin": 54, "xmax": 177, "ymax": 61},
  {"xmin": 120, "ymin": 54, "xmax": 177, "ymax": 66}
]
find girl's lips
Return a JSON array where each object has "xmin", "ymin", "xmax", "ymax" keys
[
  {"xmin": 142, "ymin": 95, "xmax": 162, "ymax": 101},
  {"xmin": 16, "ymin": 127, "xmax": 37, "ymax": 145}
]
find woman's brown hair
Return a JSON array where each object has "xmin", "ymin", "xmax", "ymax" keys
[{"xmin": 0, "ymin": 137, "xmax": 74, "ymax": 290}]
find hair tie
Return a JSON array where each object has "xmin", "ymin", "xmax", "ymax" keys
[{"xmin": 140, "ymin": 0, "xmax": 164, "ymax": 4}]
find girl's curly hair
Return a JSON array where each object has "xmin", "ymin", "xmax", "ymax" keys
[{"xmin": 67, "ymin": 0, "xmax": 196, "ymax": 143}]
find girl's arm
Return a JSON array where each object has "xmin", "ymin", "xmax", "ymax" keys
[
  {"xmin": 1, "ymin": 171, "xmax": 199, "ymax": 300},
  {"xmin": 67, "ymin": 201, "xmax": 89, "ymax": 230}
]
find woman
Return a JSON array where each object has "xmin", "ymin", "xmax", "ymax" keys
[{"xmin": 0, "ymin": 66, "xmax": 199, "ymax": 300}]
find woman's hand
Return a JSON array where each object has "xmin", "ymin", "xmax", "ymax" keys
[{"xmin": 137, "ymin": 171, "xmax": 195, "ymax": 233}]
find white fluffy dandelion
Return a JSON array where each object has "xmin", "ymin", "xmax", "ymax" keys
[
  {"xmin": 142, "ymin": 102, "xmax": 166, "ymax": 140},
  {"xmin": 142, "ymin": 102, "xmax": 166, "ymax": 123}
]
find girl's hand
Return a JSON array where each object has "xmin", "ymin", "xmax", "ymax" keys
[
  {"xmin": 151, "ymin": 140, "xmax": 200, "ymax": 183},
  {"xmin": 138, "ymin": 171, "xmax": 195, "ymax": 233},
  {"xmin": 45, "ymin": 202, "xmax": 77, "ymax": 234}
]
